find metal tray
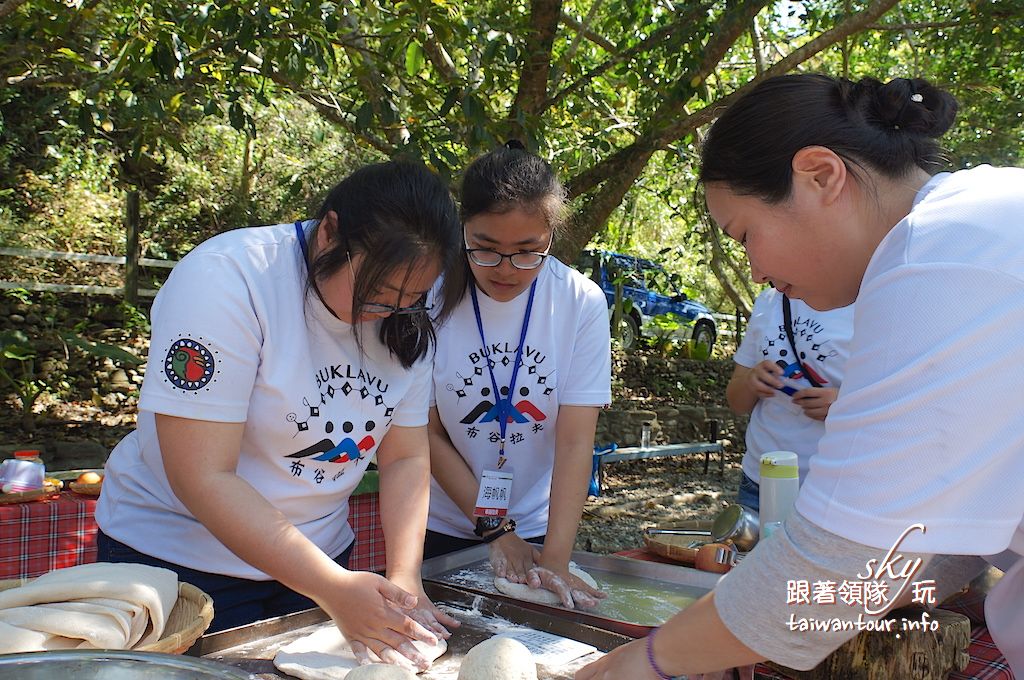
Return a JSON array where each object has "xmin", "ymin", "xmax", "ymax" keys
[
  {"xmin": 192, "ymin": 581, "xmax": 631, "ymax": 680},
  {"xmin": 0, "ymin": 649, "xmax": 253, "ymax": 680},
  {"xmin": 421, "ymin": 546, "xmax": 722, "ymax": 638}
]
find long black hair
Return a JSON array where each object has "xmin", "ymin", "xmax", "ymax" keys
[
  {"xmin": 308, "ymin": 161, "xmax": 464, "ymax": 367},
  {"xmin": 700, "ymin": 74, "xmax": 959, "ymax": 202}
]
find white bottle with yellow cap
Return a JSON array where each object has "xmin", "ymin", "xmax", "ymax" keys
[{"xmin": 759, "ymin": 450, "xmax": 799, "ymax": 539}]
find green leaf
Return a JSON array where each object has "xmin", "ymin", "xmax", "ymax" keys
[
  {"xmin": 60, "ymin": 333, "xmax": 143, "ymax": 366},
  {"xmin": 355, "ymin": 101, "xmax": 374, "ymax": 131},
  {"xmin": 461, "ymin": 94, "xmax": 485, "ymax": 123},
  {"xmin": 439, "ymin": 88, "xmax": 460, "ymax": 117},
  {"xmin": 228, "ymin": 101, "xmax": 246, "ymax": 130},
  {"xmin": 405, "ymin": 41, "xmax": 425, "ymax": 77}
]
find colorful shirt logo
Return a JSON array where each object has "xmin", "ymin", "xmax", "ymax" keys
[{"xmin": 164, "ymin": 338, "xmax": 215, "ymax": 391}]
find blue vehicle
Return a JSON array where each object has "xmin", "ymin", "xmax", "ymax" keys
[{"xmin": 573, "ymin": 249, "xmax": 717, "ymax": 350}]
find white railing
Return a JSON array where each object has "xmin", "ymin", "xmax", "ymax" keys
[{"xmin": 0, "ymin": 246, "xmax": 178, "ymax": 298}]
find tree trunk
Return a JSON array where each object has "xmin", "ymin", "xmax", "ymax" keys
[
  {"xmin": 509, "ymin": 0, "xmax": 564, "ymax": 141},
  {"xmin": 124, "ymin": 190, "xmax": 141, "ymax": 306}
]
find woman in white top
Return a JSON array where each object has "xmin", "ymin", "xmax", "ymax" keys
[
  {"xmin": 578, "ymin": 74, "xmax": 1024, "ymax": 678},
  {"xmin": 96, "ymin": 161, "xmax": 463, "ymax": 671},
  {"xmin": 727, "ymin": 287, "xmax": 854, "ymax": 510},
  {"xmin": 425, "ymin": 141, "xmax": 611, "ymax": 609}
]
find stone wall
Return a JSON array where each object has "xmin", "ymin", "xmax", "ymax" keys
[{"xmin": 596, "ymin": 353, "xmax": 748, "ymax": 451}]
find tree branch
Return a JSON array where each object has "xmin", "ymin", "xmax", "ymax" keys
[
  {"xmin": 0, "ymin": 0, "xmax": 28, "ymax": 20},
  {"xmin": 750, "ymin": 18, "xmax": 764, "ymax": 75},
  {"xmin": 336, "ymin": 1, "xmax": 410, "ymax": 146},
  {"xmin": 553, "ymin": 0, "xmax": 607, "ymax": 93},
  {"xmin": 867, "ymin": 20, "xmax": 963, "ymax": 30},
  {"xmin": 567, "ymin": 0, "xmax": 901, "ymax": 201},
  {"xmin": 558, "ymin": 11, "xmax": 615, "ymax": 52},
  {"xmin": 567, "ymin": 0, "xmax": 767, "ymax": 200},
  {"xmin": 421, "ymin": 22, "xmax": 460, "ymax": 82},
  {"xmin": 243, "ymin": 51, "xmax": 393, "ymax": 155},
  {"xmin": 546, "ymin": 2, "xmax": 712, "ymax": 111}
]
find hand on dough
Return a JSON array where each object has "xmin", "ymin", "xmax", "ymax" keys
[
  {"xmin": 320, "ymin": 570, "xmax": 437, "ymax": 672},
  {"xmin": 527, "ymin": 565, "xmax": 606, "ymax": 610},
  {"xmin": 488, "ymin": 533, "xmax": 542, "ymax": 584},
  {"xmin": 402, "ymin": 583, "xmax": 461, "ymax": 640}
]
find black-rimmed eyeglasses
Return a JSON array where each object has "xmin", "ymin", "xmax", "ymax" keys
[
  {"xmin": 346, "ymin": 251, "xmax": 433, "ymax": 316},
  {"xmin": 463, "ymin": 229, "xmax": 553, "ymax": 270},
  {"xmin": 359, "ymin": 298, "xmax": 434, "ymax": 316}
]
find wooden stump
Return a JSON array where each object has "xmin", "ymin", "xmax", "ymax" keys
[{"xmin": 766, "ymin": 607, "xmax": 971, "ymax": 680}]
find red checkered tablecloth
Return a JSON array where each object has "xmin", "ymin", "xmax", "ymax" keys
[
  {"xmin": 0, "ymin": 490, "xmax": 387, "ymax": 581},
  {"xmin": 0, "ymin": 490, "xmax": 98, "ymax": 580},
  {"xmin": 348, "ymin": 491, "xmax": 386, "ymax": 573},
  {"xmin": 615, "ymin": 546, "xmax": 1015, "ymax": 680}
]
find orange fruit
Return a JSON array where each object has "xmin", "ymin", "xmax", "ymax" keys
[{"xmin": 76, "ymin": 471, "xmax": 103, "ymax": 485}]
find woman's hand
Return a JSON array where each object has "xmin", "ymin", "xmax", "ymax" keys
[
  {"xmin": 488, "ymin": 532, "xmax": 542, "ymax": 584},
  {"xmin": 320, "ymin": 570, "xmax": 438, "ymax": 672},
  {"xmin": 525, "ymin": 564, "xmax": 606, "ymax": 610},
  {"xmin": 747, "ymin": 360, "xmax": 784, "ymax": 397},
  {"xmin": 791, "ymin": 386, "xmax": 839, "ymax": 421},
  {"xmin": 386, "ymin": 573, "xmax": 461, "ymax": 641},
  {"xmin": 575, "ymin": 639, "xmax": 652, "ymax": 679}
]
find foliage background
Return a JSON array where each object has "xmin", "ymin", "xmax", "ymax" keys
[{"xmin": 1, "ymin": 0, "xmax": 1022, "ymax": 314}]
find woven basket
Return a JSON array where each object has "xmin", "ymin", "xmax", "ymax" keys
[
  {"xmin": 642, "ymin": 519, "xmax": 714, "ymax": 565},
  {"xmin": 0, "ymin": 578, "xmax": 214, "ymax": 655}
]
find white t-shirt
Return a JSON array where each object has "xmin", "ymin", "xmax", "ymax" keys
[
  {"xmin": 428, "ymin": 258, "xmax": 611, "ymax": 539},
  {"xmin": 795, "ymin": 165, "xmax": 1024, "ymax": 673},
  {"xmin": 734, "ymin": 288, "xmax": 854, "ymax": 482},
  {"xmin": 95, "ymin": 221, "xmax": 431, "ymax": 580}
]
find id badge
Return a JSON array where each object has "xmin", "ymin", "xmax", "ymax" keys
[{"xmin": 473, "ymin": 469, "xmax": 513, "ymax": 518}]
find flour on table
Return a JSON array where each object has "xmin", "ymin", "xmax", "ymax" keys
[
  {"xmin": 273, "ymin": 625, "xmax": 446, "ymax": 680},
  {"xmin": 493, "ymin": 565, "xmax": 598, "ymax": 605},
  {"xmin": 346, "ymin": 663, "xmax": 418, "ymax": 680}
]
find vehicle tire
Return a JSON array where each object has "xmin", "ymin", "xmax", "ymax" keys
[
  {"xmin": 693, "ymin": 321, "xmax": 715, "ymax": 350},
  {"xmin": 620, "ymin": 314, "xmax": 640, "ymax": 350}
]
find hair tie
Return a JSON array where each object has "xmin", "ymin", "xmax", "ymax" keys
[
  {"xmin": 892, "ymin": 89, "xmax": 923, "ymax": 131},
  {"xmin": 504, "ymin": 139, "xmax": 526, "ymax": 151}
]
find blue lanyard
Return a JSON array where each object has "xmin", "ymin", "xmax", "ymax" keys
[
  {"xmin": 295, "ymin": 221, "xmax": 308, "ymax": 257},
  {"xmin": 469, "ymin": 279, "xmax": 538, "ymax": 467}
]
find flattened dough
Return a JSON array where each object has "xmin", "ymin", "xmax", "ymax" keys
[
  {"xmin": 493, "ymin": 565, "xmax": 598, "ymax": 605},
  {"xmin": 273, "ymin": 625, "xmax": 446, "ymax": 680}
]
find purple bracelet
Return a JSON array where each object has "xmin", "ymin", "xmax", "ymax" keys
[{"xmin": 645, "ymin": 626, "xmax": 676, "ymax": 680}]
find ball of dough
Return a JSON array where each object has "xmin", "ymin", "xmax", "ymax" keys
[
  {"xmin": 346, "ymin": 663, "xmax": 418, "ymax": 680},
  {"xmin": 458, "ymin": 636, "xmax": 537, "ymax": 680}
]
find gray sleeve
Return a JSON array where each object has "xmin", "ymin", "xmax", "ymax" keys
[{"xmin": 713, "ymin": 511, "xmax": 979, "ymax": 671}]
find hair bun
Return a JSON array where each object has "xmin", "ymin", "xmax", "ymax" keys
[
  {"xmin": 504, "ymin": 139, "xmax": 527, "ymax": 151},
  {"xmin": 870, "ymin": 77, "xmax": 958, "ymax": 137}
]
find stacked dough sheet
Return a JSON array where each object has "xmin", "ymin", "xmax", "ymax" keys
[{"xmin": 0, "ymin": 562, "xmax": 179, "ymax": 653}]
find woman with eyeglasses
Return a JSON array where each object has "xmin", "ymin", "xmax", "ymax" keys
[
  {"xmin": 95, "ymin": 161, "xmax": 464, "ymax": 671},
  {"xmin": 423, "ymin": 142, "xmax": 612, "ymax": 609}
]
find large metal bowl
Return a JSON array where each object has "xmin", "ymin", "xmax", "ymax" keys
[{"xmin": 0, "ymin": 650, "xmax": 254, "ymax": 679}]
